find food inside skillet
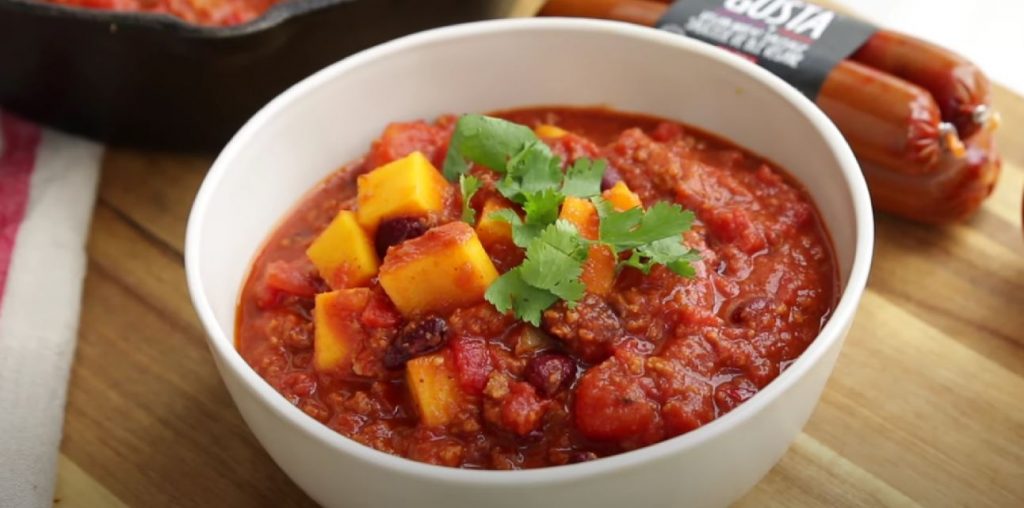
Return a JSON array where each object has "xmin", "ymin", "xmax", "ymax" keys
[
  {"xmin": 44, "ymin": 0, "xmax": 278, "ymax": 26},
  {"xmin": 236, "ymin": 107, "xmax": 838, "ymax": 469}
]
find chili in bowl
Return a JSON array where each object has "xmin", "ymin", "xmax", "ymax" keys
[{"xmin": 186, "ymin": 18, "xmax": 873, "ymax": 508}]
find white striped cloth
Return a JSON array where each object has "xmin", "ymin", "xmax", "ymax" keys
[{"xmin": 0, "ymin": 112, "xmax": 102, "ymax": 508}]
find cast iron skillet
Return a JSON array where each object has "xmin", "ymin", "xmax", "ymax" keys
[{"xmin": 0, "ymin": 0, "xmax": 515, "ymax": 151}]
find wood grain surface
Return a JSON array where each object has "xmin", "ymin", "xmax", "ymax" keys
[{"xmin": 54, "ymin": 9, "xmax": 1024, "ymax": 508}]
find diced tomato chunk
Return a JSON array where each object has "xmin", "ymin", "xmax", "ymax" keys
[
  {"xmin": 544, "ymin": 132, "xmax": 601, "ymax": 166},
  {"xmin": 573, "ymin": 357, "xmax": 662, "ymax": 444},
  {"xmin": 360, "ymin": 289, "xmax": 402, "ymax": 329},
  {"xmin": 265, "ymin": 259, "xmax": 320, "ymax": 296},
  {"xmin": 256, "ymin": 258, "xmax": 322, "ymax": 309},
  {"xmin": 705, "ymin": 207, "xmax": 766, "ymax": 254},
  {"xmin": 366, "ymin": 121, "xmax": 450, "ymax": 170},
  {"xmin": 450, "ymin": 335, "xmax": 493, "ymax": 396},
  {"xmin": 254, "ymin": 287, "xmax": 283, "ymax": 310},
  {"xmin": 650, "ymin": 122, "xmax": 685, "ymax": 142}
]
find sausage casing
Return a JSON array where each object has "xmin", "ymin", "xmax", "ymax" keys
[
  {"xmin": 851, "ymin": 30, "xmax": 991, "ymax": 139},
  {"xmin": 817, "ymin": 60, "xmax": 943, "ymax": 174},
  {"xmin": 860, "ymin": 127, "xmax": 1000, "ymax": 223},
  {"xmin": 541, "ymin": 0, "xmax": 664, "ymax": 25}
]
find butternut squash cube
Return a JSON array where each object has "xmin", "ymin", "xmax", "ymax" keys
[
  {"xmin": 313, "ymin": 288, "xmax": 370, "ymax": 373},
  {"xmin": 356, "ymin": 151, "xmax": 449, "ymax": 232},
  {"xmin": 475, "ymin": 198, "xmax": 514, "ymax": 247},
  {"xmin": 306, "ymin": 210, "xmax": 378, "ymax": 289},
  {"xmin": 559, "ymin": 196, "xmax": 599, "ymax": 240},
  {"xmin": 379, "ymin": 222, "xmax": 499, "ymax": 317},
  {"xmin": 581, "ymin": 244, "xmax": 616, "ymax": 296},
  {"xmin": 560, "ymin": 198, "xmax": 614, "ymax": 295},
  {"xmin": 603, "ymin": 181, "xmax": 642, "ymax": 211},
  {"xmin": 406, "ymin": 352, "xmax": 463, "ymax": 427},
  {"xmin": 534, "ymin": 124, "xmax": 568, "ymax": 139}
]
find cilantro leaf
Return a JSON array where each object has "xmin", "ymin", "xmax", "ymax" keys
[
  {"xmin": 561, "ymin": 158, "xmax": 606, "ymax": 198},
  {"xmin": 596, "ymin": 198, "xmax": 695, "ymax": 252},
  {"xmin": 520, "ymin": 248, "xmax": 585, "ymax": 303},
  {"xmin": 496, "ymin": 140, "xmax": 561, "ymax": 202},
  {"xmin": 489, "ymin": 208, "xmax": 543, "ymax": 249},
  {"xmin": 443, "ymin": 114, "xmax": 537, "ymax": 180},
  {"xmin": 622, "ymin": 237, "xmax": 701, "ymax": 276},
  {"xmin": 459, "ymin": 174, "xmax": 482, "ymax": 224},
  {"xmin": 493, "ymin": 190, "xmax": 572, "ymax": 251},
  {"xmin": 595, "ymin": 197, "xmax": 700, "ymax": 277},
  {"xmin": 593, "ymin": 198, "xmax": 642, "ymax": 251},
  {"xmin": 484, "ymin": 268, "xmax": 559, "ymax": 326},
  {"xmin": 534, "ymin": 219, "xmax": 589, "ymax": 261},
  {"xmin": 510, "ymin": 141, "xmax": 561, "ymax": 194},
  {"xmin": 516, "ymin": 221, "xmax": 588, "ymax": 307},
  {"xmin": 521, "ymin": 189, "xmax": 563, "ymax": 225},
  {"xmin": 489, "ymin": 208, "xmax": 520, "ymax": 226}
]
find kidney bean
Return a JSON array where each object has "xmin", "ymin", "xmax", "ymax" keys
[
  {"xmin": 384, "ymin": 316, "xmax": 448, "ymax": 370},
  {"xmin": 724, "ymin": 296, "xmax": 772, "ymax": 326},
  {"xmin": 567, "ymin": 451, "xmax": 598, "ymax": 464},
  {"xmin": 600, "ymin": 165, "xmax": 623, "ymax": 190},
  {"xmin": 714, "ymin": 376, "xmax": 759, "ymax": 414},
  {"xmin": 375, "ymin": 217, "xmax": 428, "ymax": 259},
  {"xmin": 525, "ymin": 353, "xmax": 576, "ymax": 397}
]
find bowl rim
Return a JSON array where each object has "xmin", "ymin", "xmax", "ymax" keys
[{"xmin": 185, "ymin": 17, "xmax": 874, "ymax": 485}]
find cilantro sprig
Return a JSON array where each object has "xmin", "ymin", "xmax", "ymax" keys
[
  {"xmin": 443, "ymin": 115, "xmax": 536, "ymax": 181},
  {"xmin": 442, "ymin": 114, "xmax": 699, "ymax": 325},
  {"xmin": 561, "ymin": 158, "xmax": 605, "ymax": 198},
  {"xmin": 594, "ymin": 198, "xmax": 699, "ymax": 276},
  {"xmin": 459, "ymin": 174, "xmax": 481, "ymax": 223}
]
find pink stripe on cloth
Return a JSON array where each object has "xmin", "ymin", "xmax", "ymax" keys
[{"xmin": 0, "ymin": 113, "xmax": 41, "ymax": 310}]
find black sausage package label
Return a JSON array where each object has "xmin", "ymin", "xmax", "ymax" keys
[{"xmin": 657, "ymin": 0, "xmax": 876, "ymax": 98}]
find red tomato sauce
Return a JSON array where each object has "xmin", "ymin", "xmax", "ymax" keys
[
  {"xmin": 43, "ymin": 0, "xmax": 279, "ymax": 26},
  {"xmin": 236, "ymin": 107, "xmax": 839, "ymax": 469}
]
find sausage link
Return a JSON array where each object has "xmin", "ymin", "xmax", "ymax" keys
[
  {"xmin": 851, "ymin": 30, "xmax": 991, "ymax": 139},
  {"xmin": 818, "ymin": 60, "xmax": 943, "ymax": 173},
  {"xmin": 541, "ymin": 0, "xmax": 663, "ymax": 25},
  {"xmin": 860, "ymin": 127, "xmax": 1000, "ymax": 223}
]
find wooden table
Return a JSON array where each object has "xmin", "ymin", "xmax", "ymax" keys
[{"xmin": 54, "ymin": 19, "xmax": 1024, "ymax": 508}]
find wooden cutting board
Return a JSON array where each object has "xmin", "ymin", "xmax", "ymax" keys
[{"xmin": 54, "ymin": 8, "xmax": 1024, "ymax": 508}]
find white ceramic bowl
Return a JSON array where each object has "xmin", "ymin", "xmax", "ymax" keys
[{"xmin": 186, "ymin": 18, "xmax": 873, "ymax": 508}]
